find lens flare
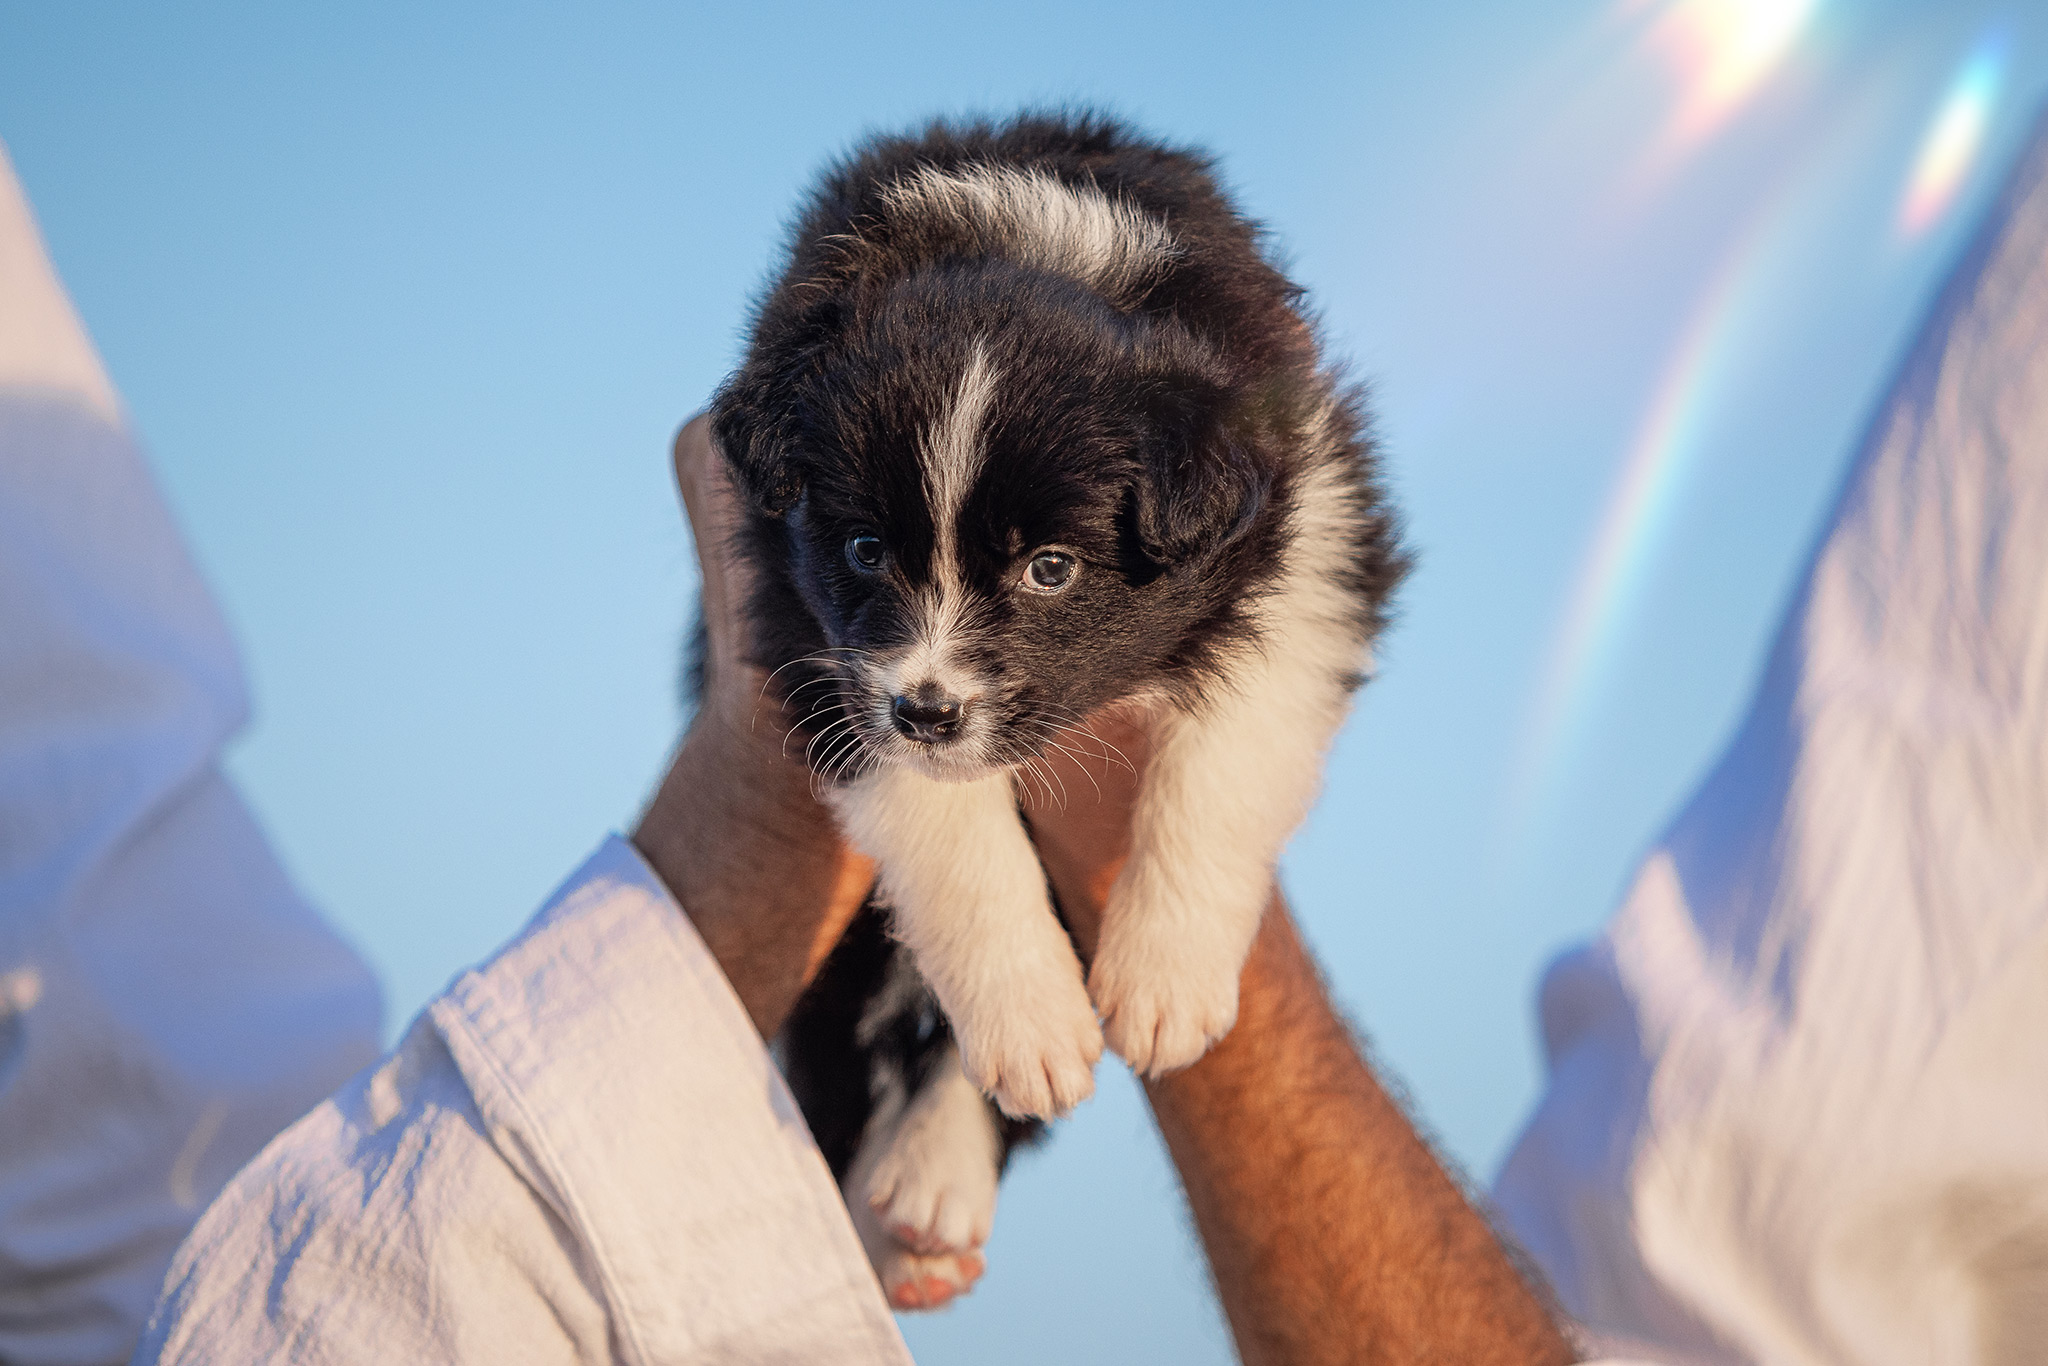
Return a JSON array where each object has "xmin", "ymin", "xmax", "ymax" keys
[
  {"xmin": 1639, "ymin": 0, "xmax": 1820, "ymax": 147},
  {"xmin": 1511, "ymin": 197, "xmax": 1788, "ymax": 834},
  {"xmin": 1898, "ymin": 35, "xmax": 2008, "ymax": 239}
]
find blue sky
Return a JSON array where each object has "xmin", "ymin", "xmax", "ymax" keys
[{"xmin": 5, "ymin": 3, "xmax": 2044, "ymax": 1360}]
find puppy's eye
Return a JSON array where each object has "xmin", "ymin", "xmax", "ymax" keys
[
  {"xmin": 1023, "ymin": 550, "xmax": 1078, "ymax": 594},
  {"xmin": 846, "ymin": 534, "xmax": 887, "ymax": 574}
]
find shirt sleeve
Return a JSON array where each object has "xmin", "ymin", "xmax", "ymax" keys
[
  {"xmin": 0, "ymin": 141, "xmax": 384, "ymax": 1365},
  {"xmin": 134, "ymin": 836, "xmax": 913, "ymax": 1366},
  {"xmin": 1494, "ymin": 111, "xmax": 2048, "ymax": 1364}
]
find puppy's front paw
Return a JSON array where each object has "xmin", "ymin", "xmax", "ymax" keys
[
  {"xmin": 1089, "ymin": 948, "xmax": 1240, "ymax": 1077},
  {"xmin": 954, "ymin": 976, "xmax": 1103, "ymax": 1120}
]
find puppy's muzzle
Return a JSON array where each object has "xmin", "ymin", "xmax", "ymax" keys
[{"xmin": 892, "ymin": 690, "xmax": 967, "ymax": 744}]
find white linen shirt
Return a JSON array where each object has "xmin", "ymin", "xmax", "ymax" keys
[
  {"xmin": 1495, "ymin": 109, "xmax": 2048, "ymax": 1365},
  {"xmin": 133, "ymin": 837, "xmax": 912, "ymax": 1365},
  {"xmin": 0, "ymin": 143, "xmax": 383, "ymax": 1366}
]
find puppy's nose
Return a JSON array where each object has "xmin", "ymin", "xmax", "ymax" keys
[{"xmin": 892, "ymin": 692, "xmax": 965, "ymax": 743}]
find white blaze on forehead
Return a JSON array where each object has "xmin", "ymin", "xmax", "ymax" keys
[
  {"xmin": 891, "ymin": 348, "xmax": 997, "ymax": 706},
  {"xmin": 922, "ymin": 344, "xmax": 997, "ymax": 580},
  {"xmin": 881, "ymin": 164, "xmax": 1178, "ymax": 303}
]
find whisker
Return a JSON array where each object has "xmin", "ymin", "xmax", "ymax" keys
[
  {"xmin": 1012, "ymin": 760, "xmax": 1042, "ymax": 812},
  {"xmin": 812, "ymin": 729, "xmax": 869, "ymax": 799},
  {"xmin": 1024, "ymin": 751, "xmax": 1068, "ymax": 812},
  {"xmin": 1017, "ymin": 756, "xmax": 1054, "ymax": 812},
  {"xmin": 1040, "ymin": 737, "xmax": 1105, "ymax": 802},
  {"xmin": 1035, "ymin": 708, "xmax": 1137, "ymax": 776},
  {"xmin": 801, "ymin": 714, "xmax": 863, "ymax": 768},
  {"xmin": 782, "ymin": 703, "xmax": 840, "ymax": 759},
  {"xmin": 821, "ymin": 740, "xmax": 865, "ymax": 790},
  {"xmin": 1045, "ymin": 757, "xmax": 1070, "ymax": 813},
  {"xmin": 803, "ymin": 713, "xmax": 863, "ymax": 762},
  {"xmin": 835, "ymin": 727, "xmax": 889, "ymax": 789},
  {"xmin": 759, "ymin": 650, "xmax": 868, "ymax": 738},
  {"xmin": 1031, "ymin": 712, "xmax": 1130, "ymax": 778},
  {"xmin": 761, "ymin": 649, "xmax": 861, "ymax": 695},
  {"xmin": 849, "ymin": 747, "xmax": 887, "ymax": 788},
  {"xmin": 777, "ymin": 675, "xmax": 847, "ymax": 709}
]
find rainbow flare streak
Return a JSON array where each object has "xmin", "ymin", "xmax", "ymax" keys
[
  {"xmin": 1899, "ymin": 34, "xmax": 2008, "ymax": 238},
  {"xmin": 1511, "ymin": 5, "xmax": 1822, "ymax": 827},
  {"xmin": 1514, "ymin": 213, "xmax": 1779, "ymax": 818},
  {"xmin": 1512, "ymin": 8, "xmax": 2015, "ymax": 842}
]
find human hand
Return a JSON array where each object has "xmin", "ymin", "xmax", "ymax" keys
[
  {"xmin": 633, "ymin": 417, "xmax": 875, "ymax": 1038},
  {"xmin": 668, "ymin": 412, "xmax": 774, "ymax": 739}
]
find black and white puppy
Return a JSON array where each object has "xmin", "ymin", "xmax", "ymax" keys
[{"xmin": 708, "ymin": 111, "xmax": 1406, "ymax": 1298}]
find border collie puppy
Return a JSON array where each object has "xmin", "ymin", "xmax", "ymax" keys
[{"xmin": 708, "ymin": 111, "xmax": 1406, "ymax": 1301}]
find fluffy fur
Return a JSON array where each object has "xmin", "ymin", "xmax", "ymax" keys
[{"xmin": 710, "ymin": 110, "xmax": 1406, "ymax": 1296}]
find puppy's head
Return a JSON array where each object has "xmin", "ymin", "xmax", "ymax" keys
[{"xmin": 711, "ymin": 267, "xmax": 1268, "ymax": 782}]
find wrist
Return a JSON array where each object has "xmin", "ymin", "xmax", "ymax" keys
[{"xmin": 634, "ymin": 684, "xmax": 872, "ymax": 1036}]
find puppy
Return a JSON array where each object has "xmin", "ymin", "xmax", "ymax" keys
[{"xmin": 708, "ymin": 111, "xmax": 1406, "ymax": 1303}]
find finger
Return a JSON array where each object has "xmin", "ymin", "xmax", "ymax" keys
[{"xmin": 671, "ymin": 414, "xmax": 757, "ymax": 688}]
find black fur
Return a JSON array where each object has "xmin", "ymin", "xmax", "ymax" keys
[{"xmin": 703, "ymin": 109, "xmax": 1407, "ymax": 1240}]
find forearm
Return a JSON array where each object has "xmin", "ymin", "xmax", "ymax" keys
[{"xmin": 1146, "ymin": 894, "xmax": 1573, "ymax": 1366}]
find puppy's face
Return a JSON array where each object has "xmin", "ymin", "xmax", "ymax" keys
[{"xmin": 717, "ymin": 273, "xmax": 1262, "ymax": 782}]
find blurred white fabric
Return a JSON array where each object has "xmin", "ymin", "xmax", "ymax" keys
[
  {"xmin": 135, "ymin": 837, "xmax": 912, "ymax": 1366},
  {"xmin": 1497, "ymin": 112, "xmax": 2048, "ymax": 1365},
  {"xmin": 0, "ymin": 143, "xmax": 384, "ymax": 1363}
]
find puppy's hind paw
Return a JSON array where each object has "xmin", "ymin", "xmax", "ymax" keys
[
  {"xmin": 849, "ymin": 1184, "xmax": 987, "ymax": 1313},
  {"xmin": 877, "ymin": 1245, "xmax": 987, "ymax": 1312},
  {"xmin": 860, "ymin": 1066, "xmax": 1001, "ymax": 1255}
]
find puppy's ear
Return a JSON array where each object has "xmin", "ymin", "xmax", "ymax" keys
[
  {"xmin": 708, "ymin": 373, "xmax": 804, "ymax": 516},
  {"xmin": 1131, "ymin": 378, "xmax": 1269, "ymax": 566}
]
